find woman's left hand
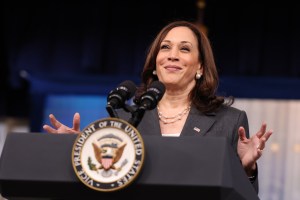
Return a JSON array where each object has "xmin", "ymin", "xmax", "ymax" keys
[{"xmin": 237, "ymin": 122, "xmax": 273, "ymax": 175}]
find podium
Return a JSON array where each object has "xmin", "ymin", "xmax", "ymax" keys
[{"xmin": 0, "ymin": 132, "xmax": 259, "ymax": 200}]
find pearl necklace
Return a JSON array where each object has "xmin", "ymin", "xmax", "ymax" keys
[{"xmin": 157, "ymin": 104, "xmax": 191, "ymax": 124}]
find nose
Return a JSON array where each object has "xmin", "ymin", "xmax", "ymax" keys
[{"xmin": 168, "ymin": 48, "xmax": 179, "ymax": 61}]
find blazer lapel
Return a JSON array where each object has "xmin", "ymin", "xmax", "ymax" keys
[
  {"xmin": 137, "ymin": 108, "xmax": 161, "ymax": 136},
  {"xmin": 137, "ymin": 106, "xmax": 216, "ymax": 137},
  {"xmin": 181, "ymin": 105, "xmax": 216, "ymax": 136}
]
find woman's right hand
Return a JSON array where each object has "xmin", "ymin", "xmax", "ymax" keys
[{"xmin": 43, "ymin": 112, "xmax": 81, "ymax": 134}]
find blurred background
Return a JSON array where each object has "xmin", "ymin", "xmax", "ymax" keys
[{"xmin": 1, "ymin": 0, "xmax": 300, "ymax": 199}]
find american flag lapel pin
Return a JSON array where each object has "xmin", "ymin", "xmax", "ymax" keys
[{"xmin": 193, "ymin": 127, "xmax": 201, "ymax": 133}]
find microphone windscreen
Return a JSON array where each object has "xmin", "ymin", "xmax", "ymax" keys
[
  {"xmin": 147, "ymin": 80, "xmax": 165, "ymax": 101},
  {"xmin": 118, "ymin": 80, "xmax": 137, "ymax": 99}
]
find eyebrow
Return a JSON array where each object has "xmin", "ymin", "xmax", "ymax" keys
[{"xmin": 162, "ymin": 40, "xmax": 193, "ymax": 46}]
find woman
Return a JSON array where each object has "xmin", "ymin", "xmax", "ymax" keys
[{"xmin": 43, "ymin": 21, "xmax": 273, "ymax": 193}]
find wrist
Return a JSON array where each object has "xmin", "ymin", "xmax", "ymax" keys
[
  {"xmin": 247, "ymin": 163, "xmax": 258, "ymax": 183},
  {"xmin": 248, "ymin": 174, "xmax": 256, "ymax": 183},
  {"xmin": 244, "ymin": 162, "xmax": 257, "ymax": 176}
]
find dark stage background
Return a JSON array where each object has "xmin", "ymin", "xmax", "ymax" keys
[{"xmin": 2, "ymin": 1, "xmax": 300, "ymax": 131}]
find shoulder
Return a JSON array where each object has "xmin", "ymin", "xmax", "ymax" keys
[
  {"xmin": 191, "ymin": 104, "xmax": 248, "ymax": 126},
  {"xmin": 215, "ymin": 104, "xmax": 247, "ymax": 117},
  {"xmin": 209, "ymin": 104, "xmax": 249, "ymax": 129}
]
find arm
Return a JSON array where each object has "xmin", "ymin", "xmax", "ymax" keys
[
  {"xmin": 238, "ymin": 123, "xmax": 273, "ymax": 175},
  {"xmin": 236, "ymin": 112, "xmax": 273, "ymax": 193}
]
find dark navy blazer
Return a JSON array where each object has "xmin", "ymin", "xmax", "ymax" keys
[{"xmin": 117, "ymin": 104, "xmax": 259, "ymax": 193}]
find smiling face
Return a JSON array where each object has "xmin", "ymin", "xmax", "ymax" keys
[{"xmin": 156, "ymin": 26, "xmax": 202, "ymax": 91}]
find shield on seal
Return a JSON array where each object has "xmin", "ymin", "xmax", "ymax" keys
[{"xmin": 101, "ymin": 157, "xmax": 113, "ymax": 169}]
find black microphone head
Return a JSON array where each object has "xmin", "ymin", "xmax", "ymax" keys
[
  {"xmin": 107, "ymin": 80, "xmax": 137, "ymax": 109},
  {"xmin": 140, "ymin": 81, "xmax": 165, "ymax": 110},
  {"xmin": 148, "ymin": 80, "xmax": 165, "ymax": 101}
]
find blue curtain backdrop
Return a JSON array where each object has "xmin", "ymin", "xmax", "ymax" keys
[{"xmin": 2, "ymin": 1, "xmax": 300, "ymax": 131}]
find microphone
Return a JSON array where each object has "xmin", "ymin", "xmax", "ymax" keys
[
  {"xmin": 128, "ymin": 81, "xmax": 165, "ymax": 127},
  {"xmin": 106, "ymin": 80, "xmax": 137, "ymax": 118},
  {"xmin": 138, "ymin": 80, "xmax": 165, "ymax": 110}
]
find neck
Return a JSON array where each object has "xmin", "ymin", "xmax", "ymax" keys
[{"xmin": 159, "ymin": 94, "xmax": 190, "ymax": 109}]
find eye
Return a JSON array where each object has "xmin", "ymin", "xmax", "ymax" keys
[
  {"xmin": 180, "ymin": 46, "xmax": 190, "ymax": 52},
  {"xmin": 160, "ymin": 44, "xmax": 170, "ymax": 50}
]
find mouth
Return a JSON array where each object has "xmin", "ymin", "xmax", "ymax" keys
[{"xmin": 164, "ymin": 65, "xmax": 182, "ymax": 72}]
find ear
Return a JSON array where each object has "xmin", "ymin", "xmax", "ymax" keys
[{"xmin": 197, "ymin": 64, "xmax": 203, "ymax": 74}]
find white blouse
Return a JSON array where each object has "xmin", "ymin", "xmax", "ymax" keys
[{"xmin": 161, "ymin": 133, "xmax": 181, "ymax": 137}]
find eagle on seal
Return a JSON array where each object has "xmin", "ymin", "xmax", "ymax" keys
[{"xmin": 92, "ymin": 134, "xmax": 127, "ymax": 171}]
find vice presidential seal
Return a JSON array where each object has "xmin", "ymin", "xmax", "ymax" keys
[{"xmin": 72, "ymin": 118, "xmax": 145, "ymax": 192}]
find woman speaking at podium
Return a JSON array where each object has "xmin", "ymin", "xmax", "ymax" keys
[{"xmin": 43, "ymin": 20, "xmax": 273, "ymax": 193}]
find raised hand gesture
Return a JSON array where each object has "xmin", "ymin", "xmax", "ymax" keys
[{"xmin": 43, "ymin": 112, "xmax": 81, "ymax": 134}]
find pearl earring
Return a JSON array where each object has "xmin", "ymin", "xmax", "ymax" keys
[
  {"xmin": 195, "ymin": 73, "xmax": 202, "ymax": 80},
  {"xmin": 153, "ymin": 70, "xmax": 157, "ymax": 75}
]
